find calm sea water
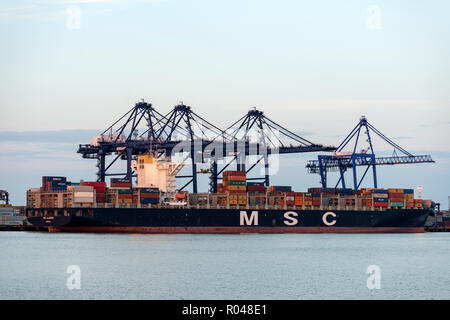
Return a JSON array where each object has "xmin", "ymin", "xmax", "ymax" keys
[{"xmin": 0, "ymin": 231, "xmax": 449, "ymax": 300}]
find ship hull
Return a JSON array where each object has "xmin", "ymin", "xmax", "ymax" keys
[
  {"xmin": 27, "ymin": 207, "xmax": 430, "ymax": 234},
  {"xmin": 46, "ymin": 226, "xmax": 425, "ymax": 233}
]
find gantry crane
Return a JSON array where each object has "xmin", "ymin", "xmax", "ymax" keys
[
  {"xmin": 211, "ymin": 108, "xmax": 335, "ymax": 190},
  {"xmin": 78, "ymin": 101, "xmax": 335, "ymax": 192},
  {"xmin": 306, "ymin": 116, "xmax": 434, "ymax": 190}
]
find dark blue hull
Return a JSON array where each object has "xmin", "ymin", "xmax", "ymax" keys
[{"xmin": 26, "ymin": 207, "xmax": 430, "ymax": 233}]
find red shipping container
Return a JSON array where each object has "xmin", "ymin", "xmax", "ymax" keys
[
  {"xmin": 227, "ymin": 190, "xmax": 246, "ymax": 194},
  {"xmin": 83, "ymin": 181, "xmax": 107, "ymax": 188},
  {"xmin": 389, "ymin": 197, "xmax": 404, "ymax": 202},
  {"xmin": 247, "ymin": 186, "xmax": 265, "ymax": 191},
  {"xmin": 225, "ymin": 176, "xmax": 246, "ymax": 181},
  {"xmin": 140, "ymin": 192, "xmax": 160, "ymax": 198},
  {"xmin": 111, "ymin": 183, "xmax": 131, "ymax": 188},
  {"xmin": 374, "ymin": 202, "xmax": 389, "ymax": 207},
  {"xmin": 388, "ymin": 193, "xmax": 404, "ymax": 198},
  {"xmin": 223, "ymin": 171, "xmax": 246, "ymax": 177}
]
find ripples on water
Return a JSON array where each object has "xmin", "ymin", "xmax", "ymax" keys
[{"xmin": 0, "ymin": 232, "xmax": 448, "ymax": 299}]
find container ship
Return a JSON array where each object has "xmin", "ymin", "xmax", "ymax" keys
[{"xmin": 26, "ymin": 154, "xmax": 433, "ymax": 233}]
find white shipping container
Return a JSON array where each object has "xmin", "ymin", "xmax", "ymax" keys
[
  {"xmin": 69, "ymin": 186, "xmax": 94, "ymax": 192},
  {"xmin": 73, "ymin": 197, "xmax": 94, "ymax": 203},
  {"xmin": 74, "ymin": 191, "xmax": 94, "ymax": 198}
]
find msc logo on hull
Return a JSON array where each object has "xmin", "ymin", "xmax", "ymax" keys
[{"xmin": 239, "ymin": 211, "xmax": 337, "ymax": 226}]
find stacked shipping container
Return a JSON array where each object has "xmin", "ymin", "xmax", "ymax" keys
[
  {"xmin": 81, "ymin": 182, "xmax": 107, "ymax": 204},
  {"xmin": 136, "ymin": 187, "xmax": 160, "ymax": 204},
  {"xmin": 110, "ymin": 178, "xmax": 131, "ymax": 189},
  {"xmin": 42, "ymin": 176, "xmax": 69, "ymax": 192},
  {"xmin": 247, "ymin": 182, "xmax": 266, "ymax": 206},
  {"xmin": 27, "ymin": 176, "xmax": 435, "ymax": 211},
  {"xmin": 388, "ymin": 188, "xmax": 404, "ymax": 208},
  {"xmin": 223, "ymin": 171, "xmax": 247, "ymax": 205}
]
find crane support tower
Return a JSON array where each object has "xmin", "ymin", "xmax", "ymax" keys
[
  {"xmin": 306, "ymin": 116, "xmax": 434, "ymax": 190},
  {"xmin": 78, "ymin": 101, "xmax": 336, "ymax": 193}
]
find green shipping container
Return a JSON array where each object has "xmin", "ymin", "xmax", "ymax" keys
[{"xmin": 389, "ymin": 202, "xmax": 404, "ymax": 207}]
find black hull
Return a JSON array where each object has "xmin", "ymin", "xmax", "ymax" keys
[{"xmin": 26, "ymin": 207, "xmax": 430, "ymax": 234}]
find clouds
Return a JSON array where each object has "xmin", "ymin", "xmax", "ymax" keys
[
  {"xmin": 0, "ymin": 0, "xmax": 160, "ymax": 21},
  {"xmin": 0, "ymin": 130, "xmax": 99, "ymax": 173},
  {"xmin": 0, "ymin": 129, "xmax": 99, "ymax": 143}
]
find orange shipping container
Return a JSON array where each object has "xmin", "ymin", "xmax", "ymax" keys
[{"xmin": 224, "ymin": 176, "xmax": 246, "ymax": 181}]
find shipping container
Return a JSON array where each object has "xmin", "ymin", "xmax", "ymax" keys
[{"xmin": 247, "ymin": 182, "xmax": 265, "ymax": 186}]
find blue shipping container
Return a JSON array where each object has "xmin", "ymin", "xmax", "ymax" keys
[
  {"xmin": 140, "ymin": 198, "xmax": 159, "ymax": 204},
  {"xmin": 247, "ymin": 182, "xmax": 265, "ymax": 186},
  {"xmin": 43, "ymin": 176, "xmax": 66, "ymax": 182},
  {"xmin": 111, "ymin": 178, "xmax": 131, "ymax": 183},
  {"xmin": 138, "ymin": 188, "xmax": 159, "ymax": 193},
  {"xmin": 273, "ymin": 186, "xmax": 292, "ymax": 192}
]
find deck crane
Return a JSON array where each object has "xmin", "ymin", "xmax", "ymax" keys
[{"xmin": 306, "ymin": 116, "xmax": 434, "ymax": 190}]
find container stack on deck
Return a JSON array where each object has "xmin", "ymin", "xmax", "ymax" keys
[
  {"xmin": 388, "ymin": 188, "xmax": 404, "ymax": 208},
  {"xmin": 223, "ymin": 171, "xmax": 247, "ymax": 205},
  {"xmin": 69, "ymin": 185, "xmax": 95, "ymax": 207},
  {"xmin": 108, "ymin": 178, "xmax": 132, "ymax": 205},
  {"xmin": 41, "ymin": 176, "xmax": 69, "ymax": 192},
  {"xmin": 136, "ymin": 187, "xmax": 160, "ymax": 205},
  {"xmin": 267, "ymin": 186, "xmax": 291, "ymax": 206},
  {"xmin": 247, "ymin": 182, "xmax": 266, "ymax": 206},
  {"xmin": 81, "ymin": 181, "xmax": 106, "ymax": 204},
  {"xmin": 404, "ymin": 189, "xmax": 414, "ymax": 208},
  {"xmin": 27, "ymin": 175, "xmax": 435, "ymax": 211},
  {"xmin": 303, "ymin": 192, "xmax": 312, "ymax": 206}
]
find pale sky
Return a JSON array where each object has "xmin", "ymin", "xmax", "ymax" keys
[{"xmin": 0, "ymin": 0, "xmax": 449, "ymax": 205}]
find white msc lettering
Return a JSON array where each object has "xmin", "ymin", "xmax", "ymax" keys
[
  {"xmin": 322, "ymin": 211, "xmax": 337, "ymax": 226},
  {"xmin": 283, "ymin": 211, "xmax": 298, "ymax": 226},
  {"xmin": 240, "ymin": 211, "xmax": 258, "ymax": 226}
]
